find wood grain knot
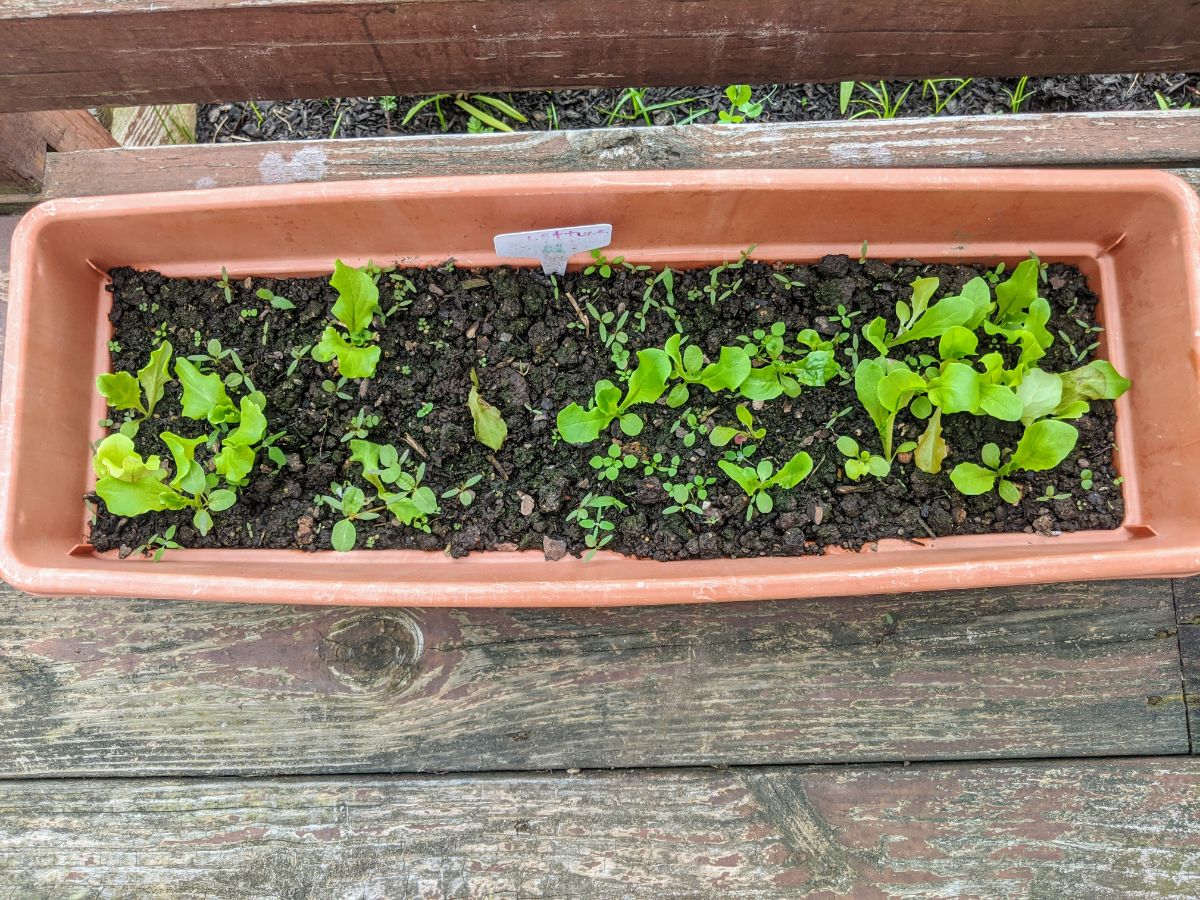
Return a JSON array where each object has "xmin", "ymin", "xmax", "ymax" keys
[{"xmin": 318, "ymin": 611, "xmax": 423, "ymax": 691}]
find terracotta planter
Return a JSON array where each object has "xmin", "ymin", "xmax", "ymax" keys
[{"xmin": 2, "ymin": 170, "xmax": 1198, "ymax": 606}]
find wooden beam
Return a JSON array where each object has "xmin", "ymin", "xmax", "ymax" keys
[
  {"xmin": 102, "ymin": 103, "xmax": 198, "ymax": 148},
  {"xmin": 1, "ymin": 759, "xmax": 1197, "ymax": 895},
  {"xmin": 1173, "ymin": 576, "xmax": 1200, "ymax": 749},
  {"xmin": 0, "ymin": 580, "xmax": 1184, "ymax": 777},
  {"xmin": 21, "ymin": 111, "xmax": 1200, "ymax": 205},
  {"xmin": 2, "ymin": 1, "xmax": 1199, "ymax": 114},
  {"xmin": 0, "ymin": 109, "xmax": 115, "ymax": 193}
]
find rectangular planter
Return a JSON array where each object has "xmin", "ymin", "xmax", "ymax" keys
[{"xmin": 2, "ymin": 169, "xmax": 1199, "ymax": 606}]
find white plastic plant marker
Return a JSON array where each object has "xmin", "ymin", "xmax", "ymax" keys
[{"xmin": 493, "ymin": 224, "xmax": 612, "ymax": 276}]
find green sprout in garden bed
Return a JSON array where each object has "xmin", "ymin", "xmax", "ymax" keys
[
  {"xmin": 93, "ymin": 340, "xmax": 281, "ymax": 536},
  {"xmin": 312, "ymin": 260, "xmax": 382, "ymax": 378}
]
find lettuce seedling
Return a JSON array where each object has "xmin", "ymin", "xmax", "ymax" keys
[
  {"xmin": 92, "ymin": 432, "xmax": 237, "ymax": 536},
  {"xmin": 467, "ymin": 369, "xmax": 508, "ymax": 451},
  {"xmin": 96, "ymin": 341, "xmax": 173, "ymax": 437},
  {"xmin": 175, "ymin": 356, "xmax": 242, "ymax": 425},
  {"xmin": 710, "ymin": 404, "xmax": 766, "ymax": 457},
  {"xmin": 173, "ymin": 356, "xmax": 275, "ymax": 485},
  {"xmin": 312, "ymin": 259, "xmax": 382, "ymax": 379},
  {"xmin": 212, "ymin": 396, "xmax": 269, "ymax": 486},
  {"xmin": 863, "ymin": 277, "xmax": 990, "ymax": 356},
  {"xmin": 1058, "ymin": 359, "xmax": 1130, "ymax": 411},
  {"xmin": 983, "ymin": 256, "xmax": 1055, "ymax": 370},
  {"xmin": 836, "ymin": 435, "xmax": 890, "ymax": 480},
  {"xmin": 718, "ymin": 451, "xmax": 814, "ymax": 521},
  {"xmin": 854, "ymin": 357, "xmax": 920, "ymax": 461},
  {"xmin": 556, "ymin": 349, "xmax": 671, "ymax": 443},
  {"xmin": 949, "ymin": 419, "xmax": 1080, "ymax": 504},
  {"xmin": 1014, "ymin": 359, "xmax": 1130, "ymax": 426},
  {"xmin": 662, "ymin": 334, "xmax": 751, "ymax": 407}
]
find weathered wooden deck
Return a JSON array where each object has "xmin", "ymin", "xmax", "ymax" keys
[{"xmin": 0, "ymin": 115, "xmax": 1198, "ymax": 892}]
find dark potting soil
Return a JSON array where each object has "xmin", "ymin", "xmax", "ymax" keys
[
  {"xmin": 89, "ymin": 256, "xmax": 1124, "ymax": 560},
  {"xmin": 196, "ymin": 74, "xmax": 1199, "ymax": 143}
]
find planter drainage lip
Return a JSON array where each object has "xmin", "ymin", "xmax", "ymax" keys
[{"xmin": 3, "ymin": 168, "xmax": 1199, "ymax": 606}]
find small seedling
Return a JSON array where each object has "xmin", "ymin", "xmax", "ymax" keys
[
  {"xmin": 1003, "ymin": 76, "xmax": 1037, "ymax": 114},
  {"xmin": 836, "ymin": 435, "xmax": 890, "ymax": 481},
  {"xmin": 590, "ymin": 443, "xmax": 638, "ymax": 481},
  {"xmin": 862, "ymin": 275, "xmax": 990, "ymax": 356},
  {"xmin": 134, "ymin": 526, "xmax": 180, "ymax": 562},
  {"xmin": 772, "ymin": 271, "xmax": 804, "ymax": 290},
  {"xmin": 738, "ymin": 324, "xmax": 840, "ymax": 401},
  {"xmin": 256, "ymin": 287, "xmax": 296, "ymax": 310},
  {"xmin": 702, "ymin": 247, "xmax": 754, "ymax": 305},
  {"xmin": 216, "ymin": 266, "xmax": 234, "ymax": 303},
  {"xmin": 1037, "ymin": 485, "xmax": 1072, "ymax": 502},
  {"xmin": 286, "ymin": 343, "xmax": 313, "ymax": 377},
  {"xmin": 719, "ymin": 452, "xmax": 815, "ymax": 521},
  {"xmin": 586, "ymin": 301, "xmax": 631, "ymax": 370},
  {"xmin": 1080, "ymin": 468, "xmax": 1094, "ymax": 490},
  {"xmin": 833, "ymin": 304, "xmax": 861, "ymax": 329},
  {"xmin": 312, "ymin": 259, "xmax": 382, "ymax": 379},
  {"xmin": 718, "ymin": 84, "xmax": 764, "ymax": 123},
  {"xmin": 566, "ymin": 493, "xmax": 627, "ymax": 560},
  {"xmin": 416, "ymin": 401, "xmax": 434, "ymax": 419},
  {"xmin": 823, "ymin": 406, "xmax": 854, "ymax": 431},
  {"xmin": 921, "ymin": 77, "xmax": 973, "ymax": 115},
  {"xmin": 441, "ymin": 473, "xmax": 483, "ymax": 507},
  {"xmin": 240, "ymin": 307, "xmax": 259, "ymax": 319},
  {"xmin": 670, "ymin": 406, "xmax": 713, "ymax": 448},
  {"xmin": 662, "ymin": 475, "xmax": 716, "ymax": 516},
  {"xmin": 107, "ymin": 340, "xmax": 122, "ymax": 353},
  {"xmin": 584, "ymin": 250, "xmax": 646, "ymax": 278},
  {"xmin": 635, "ymin": 268, "xmax": 680, "ymax": 334},
  {"xmin": 710, "ymin": 404, "xmax": 766, "ymax": 457},
  {"xmin": 601, "ymin": 86, "xmax": 704, "ymax": 126},
  {"xmin": 642, "ymin": 452, "xmax": 681, "ymax": 479},
  {"xmin": 322, "ymin": 376, "xmax": 354, "ymax": 401},
  {"xmin": 842, "ymin": 81, "xmax": 914, "ymax": 119},
  {"xmin": 401, "ymin": 92, "xmax": 528, "ymax": 134},
  {"xmin": 341, "ymin": 407, "xmax": 380, "ymax": 443}
]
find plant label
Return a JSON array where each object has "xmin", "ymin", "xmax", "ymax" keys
[{"xmin": 493, "ymin": 224, "xmax": 612, "ymax": 276}]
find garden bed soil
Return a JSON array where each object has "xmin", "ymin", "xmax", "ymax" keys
[
  {"xmin": 90, "ymin": 255, "xmax": 1123, "ymax": 561},
  {"xmin": 196, "ymin": 74, "xmax": 1199, "ymax": 142}
]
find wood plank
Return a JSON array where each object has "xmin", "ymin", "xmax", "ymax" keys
[
  {"xmin": 0, "ymin": 109, "xmax": 115, "ymax": 193},
  {"xmin": 1, "ymin": 759, "xmax": 1197, "ymax": 896},
  {"xmin": 4, "ymin": 1, "xmax": 1200, "ymax": 114},
  {"xmin": 1174, "ymin": 577, "xmax": 1200, "ymax": 752},
  {"xmin": 0, "ymin": 580, "xmax": 1185, "ymax": 777},
  {"xmin": 103, "ymin": 103, "xmax": 198, "ymax": 147},
  {"xmin": 23, "ymin": 111, "xmax": 1200, "ymax": 205}
]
